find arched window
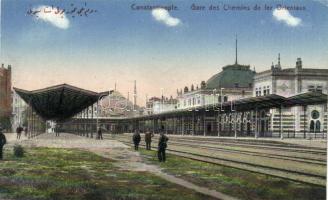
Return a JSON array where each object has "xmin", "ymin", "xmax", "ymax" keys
[
  {"xmin": 315, "ymin": 121, "xmax": 321, "ymax": 133},
  {"xmin": 310, "ymin": 120, "xmax": 315, "ymax": 133},
  {"xmin": 247, "ymin": 113, "xmax": 251, "ymax": 121}
]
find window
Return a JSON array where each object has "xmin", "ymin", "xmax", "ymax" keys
[
  {"xmin": 315, "ymin": 121, "xmax": 321, "ymax": 133},
  {"xmin": 311, "ymin": 110, "xmax": 320, "ymax": 119},
  {"xmin": 258, "ymin": 87, "xmax": 262, "ymax": 96},
  {"xmin": 255, "ymin": 91, "xmax": 259, "ymax": 97},
  {"xmin": 316, "ymin": 86, "xmax": 323, "ymax": 93},
  {"xmin": 308, "ymin": 85, "xmax": 315, "ymax": 92},
  {"xmin": 263, "ymin": 90, "xmax": 267, "ymax": 96},
  {"xmin": 266, "ymin": 86, "xmax": 270, "ymax": 95},
  {"xmin": 224, "ymin": 96, "xmax": 228, "ymax": 102},
  {"xmin": 309, "ymin": 85, "xmax": 323, "ymax": 93}
]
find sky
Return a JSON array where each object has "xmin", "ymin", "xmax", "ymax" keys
[{"xmin": 1, "ymin": 0, "xmax": 328, "ymax": 106}]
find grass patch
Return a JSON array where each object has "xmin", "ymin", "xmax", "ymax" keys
[
  {"xmin": 0, "ymin": 147, "xmax": 215, "ymax": 200},
  {"xmin": 139, "ymin": 148, "xmax": 326, "ymax": 200}
]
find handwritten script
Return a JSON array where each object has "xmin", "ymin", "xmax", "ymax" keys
[{"xmin": 27, "ymin": 3, "xmax": 97, "ymax": 18}]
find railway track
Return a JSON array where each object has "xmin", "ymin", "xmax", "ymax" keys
[
  {"xmin": 106, "ymin": 135, "xmax": 326, "ymax": 186},
  {"xmin": 111, "ymin": 135, "xmax": 326, "ymax": 162},
  {"xmin": 169, "ymin": 137, "xmax": 327, "ymax": 155},
  {"xmin": 159, "ymin": 141, "xmax": 326, "ymax": 165},
  {"xmin": 111, "ymin": 135, "xmax": 325, "ymax": 165},
  {"xmin": 171, "ymin": 137, "xmax": 327, "ymax": 150},
  {"xmin": 115, "ymin": 138, "xmax": 326, "ymax": 187}
]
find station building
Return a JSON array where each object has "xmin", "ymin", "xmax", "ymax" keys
[{"xmin": 254, "ymin": 56, "xmax": 328, "ymax": 137}]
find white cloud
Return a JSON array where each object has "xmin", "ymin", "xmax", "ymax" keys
[
  {"xmin": 272, "ymin": 9, "xmax": 301, "ymax": 27},
  {"xmin": 33, "ymin": 5, "xmax": 70, "ymax": 29},
  {"xmin": 151, "ymin": 8, "xmax": 181, "ymax": 27}
]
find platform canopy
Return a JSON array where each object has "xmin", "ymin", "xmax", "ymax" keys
[
  {"xmin": 284, "ymin": 92, "xmax": 328, "ymax": 106},
  {"xmin": 130, "ymin": 92, "xmax": 327, "ymax": 120},
  {"xmin": 14, "ymin": 84, "xmax": 109, "ymax": 121}
]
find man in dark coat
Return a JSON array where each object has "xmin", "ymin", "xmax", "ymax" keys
[
  {"xmin": 16, "ymin": 126, "xmax": 23, "ymax": 139},
  {"xmin": 158, "ymin": 132, "xmax": 169, "ymax": 162},
  {"xmin": 0, "ymin": 126, "xmax": 7, "ymax": 160},
  {"xmin": 132, "ymin": 130, "xmax": 141, "ymax": 150},
  {"xmin": 97, "ymin": 127, "xmax": 103, "ymax": 140},
  {"xmin": 145, "ymin": 131, "xmax": 154, "ymax": 150}
]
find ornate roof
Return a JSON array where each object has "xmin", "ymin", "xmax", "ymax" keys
[{"xmin": 206, "ymin": 63, "xmax": 255, "ymax": 89}]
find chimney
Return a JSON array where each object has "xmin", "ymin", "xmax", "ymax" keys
[{"xmin": 296, "ymin": 58, "xmax": 302, "ymax": 69}]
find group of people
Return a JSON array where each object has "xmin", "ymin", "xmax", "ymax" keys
[
  {"xmin": 133, "ymin": 130, "xmax": 169, "ymax": 162},
  {"xmin": 16, "ymin": 125, "xmax": 27, "ymax": 139}
]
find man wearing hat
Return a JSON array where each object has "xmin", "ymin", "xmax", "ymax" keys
[
  {"xmin": 157, "ymin": 132, "xmax": 169, "ymax": 162},
  {"xmin": 0, "ymin": 125, "xmax": 7, "ymax": 160}
]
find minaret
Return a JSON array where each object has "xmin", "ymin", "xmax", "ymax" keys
[
  {"xmin": 133, "ymin": 80, "xmax": 137, "ymax": 110},
  {"xmin": 114, "ymin": 82, "xmax": 117, "ymax": 91},
  {"xmin": 235, "ymin": 34, "xmax": 238, "ymax": 64},
  {"xmin": 277, "ymin": 53, "xmax": 281, "ymax": 69}
]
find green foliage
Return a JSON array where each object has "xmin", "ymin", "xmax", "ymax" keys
[{"xmin": 13, "ymin": 145, "xmax": 24, "ymax": 157}]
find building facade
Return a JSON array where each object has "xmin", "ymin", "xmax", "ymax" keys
[
  {"xmin": 253, "ymin": 57, "xmax": 328, "ymax": 137},
  {"xmin": 0, "ymin": 64, "xmax": 12, "ymax": 129},
  {"xmin": 152, "ymin": 96, "xmax": 177, "ymax": 114},
  {"xmin": 12, "ymin": 91, "xmax": 27, "ymax": 130}
]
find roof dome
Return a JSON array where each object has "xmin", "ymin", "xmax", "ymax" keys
[{"xmin": 206, "ymin": 63, "xmax": 255, "ymax": 89}]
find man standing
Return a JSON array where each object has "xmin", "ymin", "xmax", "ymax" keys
[
  {"xmin": 133, "ymin": 130, "xmax": 141, "ymax": 150},
  {"xmin": 145, "ymin": 131, "xmax": 154, "ymax": 150},
  {"xmin": 55, "ymin": 124, "xmax": 60, "ymax": 137},
  {"xmin": 97, "ymin": 127, "xmax": 103, "ymax": 140},
  {"xmin": 158, "ymin": 132, "xmax": 169, "ymax": 162},
  {"xmin": 16, "ymin": 125, "xmax": 23, "ymax": 139},
  {"xmin": 0, "ymin": 126, "xmax": 7, "ymax": 160}
]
